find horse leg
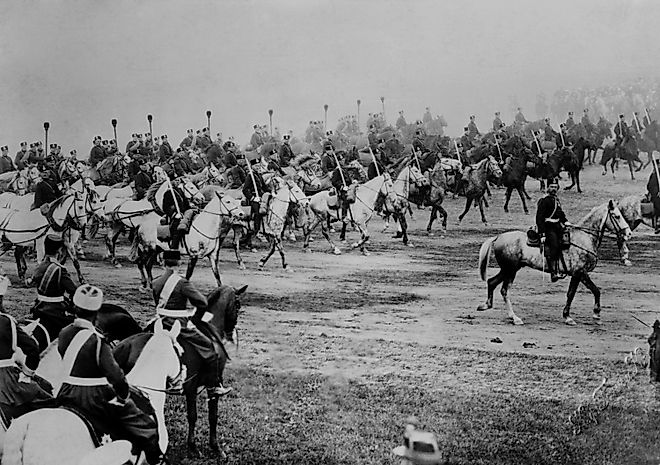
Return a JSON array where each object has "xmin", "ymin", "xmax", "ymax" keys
[
  {"xmin": 426, "ymin": 206, "xmax": 437, "ymax": 233},
  {"xmin": 186, "ymin": 256, "xmax": 199, "ymax": 281},
  {"xmin": 503, "ymin": 187, "xmax": 513, "ymax": 213},
  {"xmin": 477, "ymin": 271, "xmax": 504, "ymax": 311},
  {"xmin": 185, "ymin": 392, "xmax": 199, "ymax": 455},
  {"xmin": 485, "ymin": 184, "xmax": 492, "ymax": 198},
  {"xmin": 575, "ymin": 170, "xmax": 582, "ymax": 193},
  {"xmin": 354, "ymin": 223, "xmax": 370, "ymax": 256},
  {"xmin": 501, "ymin": 273, "xmax": 523, "ymax": 325},
  {"xmin": 564, "ymin": 173, "xmax": 576, "ymax": 190},
  {"xmin": 522, "ymin": 185, "xmax": 532, "ymax": 200},
  {"xmin": 580, "ymin": 272, "xmax": 602, "ymax": 320},
  {"xmin": 438, "ymin": 205, "xmax": 448, "ymax": 231},
  {"xmin": 517, "ymin": 187, "xmax": 529, "ymax": 214},
  {"xmin": 258, "ymin": 237, "xmax": 277, "ymax": 270},
  {"xmin": 482, "ymin": 195, "xmax": 489, "ymax": 208},
  {"xmin": 135, "ymin": 250, "xmax": 148, "ymax": 290},
  {"xmin": 207, "ymin": 396, "xmax": 219, "ymax": 452},
  {"xmin": 562, "ymin": 273, "xmax": 582, "ymax": 326},
  {"xmin": 145, "ymin": 249, "xmax": 158, "ymax": 288},
  {"xmin": 398, "ymin": 213, "xmax": 409, "ymax": 245},
  {"xmin": 232, "ymin": 226, "xmax": 246, "ymax": 269},
  {"xmin": 318, "ymin": 214, "xmax": 340, "ymax": 254},
  {"xmin": 457, "ymin": 197, "xmax": 474, "ymax": 223},
  {"xmin": 14, "ymin": 246, "xmax": 26, "ymax": 283},
  {"xmin": 275, "ymin": 239, "xmax": 290, "ymax": 271},
  {"xmin": 339, "ymin": 220, "xmax": 348, "ymax": 242},
  {"xmin": 477, "ymin": 197, "xmax": 488, "ymax": 225},
  {"xmin": 539, "ymin": 179, "xmax": 545, "ymax": 192},
  {"xmin": 628, "ymin": 160, "xmax": 635, "ymax": 180}
]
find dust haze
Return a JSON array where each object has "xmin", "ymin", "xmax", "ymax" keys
[{"xmin": 1, "ymin": 0, "xmax": 657, "ymax": 151}]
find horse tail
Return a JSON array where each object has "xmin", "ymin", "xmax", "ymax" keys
[
  {"xmin": 478, "ymin": 236, "xmax": 496, "ymax": 281},
  {"xmin": 2, "ymin": 413, "xmax": 30, "ymax": 465}
]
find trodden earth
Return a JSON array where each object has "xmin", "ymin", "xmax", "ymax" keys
[{"xmin": 2, "ymin": 166, "xmax": 659, "ymax": 465}]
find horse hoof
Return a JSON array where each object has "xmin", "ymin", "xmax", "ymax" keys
[
  {"xmin": 239, "ymin": 263, "xmax": 246, "ymax": 270},
  {"xmin": 362, "ymin": 250, "xmax": 371, "ymax": 256},
  {"xmin": 564, "ymin": 317, "xmax": 577, "ymax": 326},
  {"xmin": 285, "ymin": 267, "xmax": 294, "ymax": 273},
  {"xmin": 250, "ymin": 248, "xmax": 257, "ymax": 253},
  {"xmin": 209, "ymin": 442, "xmax": 220, "ymax": 454},
  {"xmin": 483, "ymin": 222, "xmax": 489, "ymax": 227},
  {"xmin": 187, "ymin": 444, "xmax": 202, "ymax": 458},
  {"xmin": 621, "ymin": 259, "xmax": 632, "ymax": 267},
  {"xmin": 476, "ymin": 303, "xmax": 490, "ymax": 311},
  {"xmin": 332, "ymin": 247, "xmax": 341, "ymax": 255},
  {"xmin": 513, "ymin": 316, "xmax": 524, "ymax": 325},
  {"xmin": 427, "ymin": 231, "xmax": 434, "ymax": 236},
  {"xmin": 114, "ymin": 263, "xmax": 122, "ymax": 269},
  {"xmin": 524, "ymin": 210, "xmax": 529, "ymax": 215},
  {"xmin": 406, "ymin": 243, "xmax": 415, "ymax": 248},
  {"xmin": 351, "ymin": 242, "xmax": 359, "ymax": 248}
]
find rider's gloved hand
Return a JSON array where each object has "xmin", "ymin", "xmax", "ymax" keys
[
  {"xmin": 108, "ymin": 395, "xmax": 129, "ymax": 407},
  {"xmin": 540, "ymin": 236, "xmax": 546, "ymax": 244}
]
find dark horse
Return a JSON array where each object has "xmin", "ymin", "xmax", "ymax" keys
[
  {"xmin": 600, "ymin": 137, "xmax": 641, "ymax": 180},
  {"xmin": 98, "ymin": 284, "xmax": 248, "ymax": 455},
  {"xmin": 457, "ymin": 156, "xmax": 502, "ymax": 225}
]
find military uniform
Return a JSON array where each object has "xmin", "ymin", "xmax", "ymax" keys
[
  {"xmin": 158, "ymin": 141, "xmax": 173, "ymax": 163},
  {"xmin": 152, "ymin": 269, "xmax": 222, "ymax": 389},
  {"xmin": 0, "ymin": 310, "xmax": 53, "ymax": 422},
  {"xmin": 57, "ymin": 318, "xmax": 161, "ymax": 464},
  {"xmin": 396, "ymin": 114, "xmax": 407, "ymax": 130},
  {"xmin": 492, "ymin": 115, "xmax": 503, "ymax": 132},
  {"xmin": 614, "ymin": 119, "xmax": 630, "ymax": 144},
  {"xmin": 279, "ymin": 141, "xmax": 294, "ymax": 168},
  {"xmin": 30, "ymin": 256, "xmax": 77, "ymax": 344},
  {"xmin": 89, "ymin": 144, "xmax": 106, "ymax": 167},
  {"xmin": 565, "ymin": 114, "xmax": 575, "ymax": 129},
  {"xmin": 515, "ymin": 109, "xmax": 528, "ymax": 124},
  {"xmin": 536, "ymin": 192, "xmax": 567, "ymax": 279},
  {"xmin": 205, "ymin": 143, "xmax": 225, "ymax": 168},
  {"xmin": 133, "ymin": 169, "xmax": 153, "ymax": 201},
  {"xmin": 320, "ymin": 151, "xmax": 338, "ymax": 175},
  {"xmin": 467, "ymin": 120, "xmax": 480, "ymax": 142},
  {"xmin": 14, "ymin": 149, "xmax": 28, "ymax": 170},
  {"xmin": 162, "ymin": 185, "xmax": 192, "ymax": 249}
]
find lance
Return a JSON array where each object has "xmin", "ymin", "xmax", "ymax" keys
[
  {"xmin": 245, "ymin": 153, "xmax": 261, "ymax": 201},
  {"xmin": 531, "ymin": 130, "xmax": 542, "ymax": 155},
  {"xmin": 330, "ymin": 149, "xmax": 347, "ymax": 188},
  {"xmin": 206, "ymin": 110, "xmax": 212, "ymax": 134},
  {"xmin": 412, "ymin": 148, "xmax": 422, "ymax": 172},
  {"xmin": 111, "ymin": 119, "xmax": 118, "ymax": 149},
  {"xmin": 380, "ymin": 96, "xmax": 385, "ymax": 120},
  {"xmin": 558, "ymin": 125, "xmax": 566, "ymax": 148},
  {"xmin": 43, "ymin": 122, "xmax": 50, "ymax": 157},
  {"xmin": 633, "ymin": 112, "xmax": 641, "ymax": 133},
  {"xmin": 323, "ymin": 105, "xmax": 328, "ymax": 131},
  {"xmin": 453, "ymin": 139, "xmax": 461, "ymax": 160},
  {"xmin": 493, "ymin": 133, "xmax": 503, "ymax": 161},
  {"xmin": 268, "ymin": 109, "xmax": 273, "ymax": 136},
  {"xmin": 645, "ymin": 108, "xmax": 651, "ymax": 126},
  {"xmin": 368, "ymin": 147, "xmax": 381, "ymax": 177},
  {"xmin": 356, "ymin": 99, "xmax": 361, "ymax": 130},
  {"xmin": 147, "ymin": 114, "xmax": 153, "ymax": 147}
]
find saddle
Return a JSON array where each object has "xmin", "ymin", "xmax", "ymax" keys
[
  {"xmin": 526, "ymin": 227, "xmax": 571, "ymax": 250},
  {"xmin": 641, "ymin": 194, "xmax": 655, "ymax": 217},
  {"xmin": 326, "ymin": 188, "xmax": 339, "ymax": 209}
]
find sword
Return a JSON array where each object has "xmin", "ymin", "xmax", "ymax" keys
[
  {"xmin": 330, "ymin": 150, "xmax": 347, "ymax": 188},
  {"xmin": 531, "ymin": 130, "xmax": 542, "ymax": 155},
  {"xmin": 453, "ymin": 140, "xmax": 461, "ymax": 160},
  {"xmin": 368, "ymin": 147, "xmax": 381, "ymax": 177},
  {"xmin": 645, "ymin": 108, "xmax": 652, "ymax": 126},
  {"xmin": 493, "ymin": 134, "xmax": 503, "ymax": 161},
  {"xmin": 558, "ymin": 125, "xmax": 566, "ymax": 148},
  {"xmin": 412, "ymin": 148, "xmax": 422, "ymax": 172},
  {"xmin": 165, "ymin": 176, "xmax": 181, "ymax": 216},
  {"xmin": 633, "ymin": 112, "xmax": 641, "ymax": 133}
]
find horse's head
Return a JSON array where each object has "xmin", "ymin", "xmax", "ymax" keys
[
  {"xmin": 286, "ymin": 179, "xmax": 310, "ymax": 207},
  {"xmin": 206, "ymin": 285, "xmax": 248, "ymax": 344},
  {"xmin": 604, "ymin": 199, "xmax": 632, "ymax": 242},
  {"xmin": 10, "ymin": 172, "xmax": 28, "ymax": 195},
  {"xmin": 407, "ymin": 164, "xmax": 429, "ymax": 187},
  {"xmin": 208, "ymin": 163, "xmax": 223, "ymax": 183},
  {"xmin": 153, "ymin": 166, "xmax": 167, "ymax": 183},
  {"xmin": 486, "ymin": 156, "xmax": 503, "ymax": 179},
  {"xmin": 53, "ymin": 193, "xmax": 88, "ymax": 230},
  {"xmin": 143, "ymin": 319, "xmax": 185, "ymax": 393},
  {"xmin": 27, "ymin": 166, "xmax": 41, "ymax": 184},
  {"xmin": 178, "ymin": 178, "xmax": 205, "ymax": 206},
  {"xmin": 649, "ymin": 320, "xmax": 660, "ymax": 382},
  {"xmin": 616, "ymin": 196, "xmax": 644, "ymax": 231},
  {"xmin": 214, "ymin": 191, "xmax": 245, "ymax": 220}
]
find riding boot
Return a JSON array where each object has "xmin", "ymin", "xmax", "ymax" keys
[{"xmin": 170, "ymin": 230, "xmax": 180, "ymax": 250}]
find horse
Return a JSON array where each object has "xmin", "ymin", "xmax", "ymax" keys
[
  {"xmin": 600, "ymin": 137, "xmax": 640, "ymax": 180},
  {"xmin": 0, "ymin": 169, "xmax": 33, "ymax": 197},
  {"xmin": 88, "ymin": 153, "xmax": 130, "ymax": 186},
  {"xmin": 501, "ymin": 150, "xmax": 532, "ymax": 214},
  {"xmin": 189, "ymin": 164, "xmax": 224, "ymax": 189},
  {"xmin": 0, "ymin": 193, "xmax": 88, "ymax": 284},
  {"xmin": 476, "ymin": 200, "xmax": 631, "ymax": 325},
  {"xmin": 423, "ymin": 160, "xmax": 449, "ymax": 235},
  {"xmin": 132, "ymin": 190, "xmax": 245, "ymax": 289},
  {"xmin": 94, "ymin": 284, "xmax": 246, "ymax": 454},
  {"xmin": 384, "ymin": 163, "xmax": 429, "ymax": 245},
  {"xmin": 257, "ymin": 179, "xmax": 309, "ymax": 271},
  {"xmin": 457, "ymin": 156, "xmax": 503, "ymax": 226},
  {"xmin": 103, "ymin": 178, "xmax": 205, "ymax": 267},
  {"xmin": 616, "ymin": 194, "xmax": 657, "ymax": 267},
  {"xmin": 2, "ymin": 319, "xmax": 183, "ymax": 465},
  {"xmin": 296, "ymin": 165, "xmax": 332, "ymax": 195}
]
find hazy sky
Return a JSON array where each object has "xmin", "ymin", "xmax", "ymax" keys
[{"xmin": 1, "ymin": 0, "xmax": 658, "ymax": 152}]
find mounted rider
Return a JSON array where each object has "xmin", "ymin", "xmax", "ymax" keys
[
  {"xmin": 320, "ymin": 140, "xmax": 338, "ymax": 175},
  {"xmin": 543, "ymin": 118, "xmax": 557, "ymax": 143},
  {"xmin": 152, "ymin": 249, "xmax": 232, "ymax": 397},
  {"xmin": 614, "ymin": 114, "xmax": 630, "ymax": 145},
  {"xmin": 330, "ymin": 152, "xmax": 357, "ymax": 217},
  {"xmin": 162, "ymin": 175, "xmax": 195, "ymax": 250},
  {"xmin": 492, "ymin": 112, "xmax": 503, "ymax": 132},
  {"xmin": 467, "ymin": 115, "xmax": 480, "ymax": 143},
  {"xmin": 581, "ymin": 108, "xmax": 594, "ymax": 134},
  {"xmin": 0, "ymin": 145, "xmax": 14, "ymax": 173},
  {"xmin": 412, "ymin": 128, "xmax": 427, "ymax": 154},
  {"xmin": 28, "ymin": 235, "xmax": 77, "ymax": 342},
  {"xmin": 396, "ymin": 111, "xmax": 407, "ymax": 131},
  {"xmin": 14, "ymin": 141, "xmax": 28, "ymax": 170},
  {"xmin": 0, "ymin": 275, "xmax": 54, "ymax": 425},
  {"xmin": 57, "ymin": 284, "xmax": 164, "ymax": 465},
  {"xmin": 32, "ymin": 169, "xmax": 62, "ymax": 211},
  {"xmin": 242, "ymin": 156, "xmax": 269, "ymax": 241},
  {"xmin": 565, "ymin": 111, "xmax": 575, "ymax": 130},
  {"xmin": 630, "ymin": 112, "xmax": 643, "ymax": 136},
  {"xmin": 515, "ymin": 107, "xmax": 529, "ymax": 124},
  {"xmin": 279, "ymin": 133, "xmax": 295, "ymax": 167},
  {"xmin": 133, "ymin": 158, "xmax": 153, "ymax": 201},
  {"xmin": 536, "ymin": 178, "xmax": 568, "ymax": 282}
]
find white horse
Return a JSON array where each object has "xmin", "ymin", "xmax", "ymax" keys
[
  {"xmin": 0, "ymin": 193, "xmax": 88, "ymax": 283},
  {"xmin": 257, "ymin": 178, "xmax": 309, "ymax": 271},
  {"xmin": 302, "ymin": 173, "xmax": 396, "ymax": 256},
  {"xmin": 2, "ymin": 319, "xmax": 182, "ymax": 465},
  {"xmin": 477, "ymin": 200, "xmax": 631, "ymax": 325},
  {"xmin": 189, "ymin": 164, "xmax": 224, "ymax": 189},
  {"xmin": 382, "ymin": 164, "xmax": 429, "ymax": 245},
  {"xmin": 616, "ymin": 194, "xmax": 656, "ymax": 266},
  {"xmin": 133, "ymin": 190, "xmax": 246, "ymax": 288},
  {"xmin": 103, "ymin": 179, "xmax": 205, "ymax": 266}
]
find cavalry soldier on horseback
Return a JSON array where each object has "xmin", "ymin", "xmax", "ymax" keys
[
  {"xmin": 179, "ymin": 128, "xmax": 194, "ymax": 150},
  {"xmin": 396, "ymin": 110, "xmax": 407, "ymax": 131},
  {"xmin": 460, "ymin": 127, "xmax": 472, "ymax": 151},
  {"xmin": 15, "ymin": 141, "xmax": 28, "ymax": 170},
  {"xmin": 279, "ymin": 133, "xmax": 295, "ymax": 167},
  {"xmin": 630, "ymin": 112, "xmax": 643, "ymax": 136},
  {"xmin": 614, "ymin": 114, "xmax": 630, "ymax": 145},
  {"xmin": 162, "ymin": 176, "xmax": 194, "ymax": 250},
  {"xmin": 467, "ymin": 115, "xmax": 480, "ymax": 142},
  {"xmin": 153, "ymin": 250, "xmax": 232, "ymax": 397},
  {"xmin": 330, "ymin": 152, "xmax": 357, "ymax": 219},
  {"xmin": 0, "ymin": 145, "xmax": 14, "ymax": 173},
  {"xmin": 515, "ymin": 107, "xmax": 528, "ymax": 124},
  {"xmin": 492, "ymin": 112, "xmax": 503, "ymax": 132},
  {"xmin": 157, "ymin": 134, "xmax": 173, "ymax": 163},
  {"xmin": 126, "ymin": 133, "xmax": 141, "ymax": 156},
  {"xmin": 565, "ymin": 111, "xmax": 575, "ymax": 129},
  {"xmin": 32, "ymin": 170, "xmax": 62, "ymax": 211},
  {"xmin": 536, "ymin": 178, "xmax": 568, "ymax": 282},
  {"xmin": 242, "ymin": 158, "xmax": 268, "ymax": 241},
  {"xmin": 133, "ymin": 159, "xmax": 153, "ymax": 201},
  {"xmin": 0, "ymin": 275, "xmax": 54, "ymax": 425},
  {"xmin": 320, "ymin": 143, "xmax": 338, "ymax": 175},
  {"xmin": 543, "ymin": 118, "xmax": 557, "ymax": 142},
  {"xmin": 57, "ymin": 284, "xmax": 165, "ymax": 465},
  {"xmin": 412, "ymin": 129, "xmax": 427, "ymax": 153},
  {"xmin": 205, "ymin": 138, "xmax": 225, "ymax": 169}
]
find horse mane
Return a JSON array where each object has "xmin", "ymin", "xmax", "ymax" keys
[
  {"xmin": 292, "ymin": 153, "xmax": 319, "ymax": 168},
  {"xmin": 146, "ymin": 180, "xmax": 164, "ymax": 204}
]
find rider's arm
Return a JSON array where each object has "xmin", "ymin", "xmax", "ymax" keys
[
  {"xmin": 535, "ymin": 199, "xmax": 547, "ymax": 234},
  {"xmin": 59, "ymin": 267, "xmax": 78, "ymax": 297},
  {"xmin": 16, "ymin": 324, "xmax": 41, "ymax": 373},
  {"xmin": 181, "ymin": 279, "xmax": 208, "ymax": 310},
  {"xmin": 98, "ymin": 337, "xmax": 129, "ymax": 401}
]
